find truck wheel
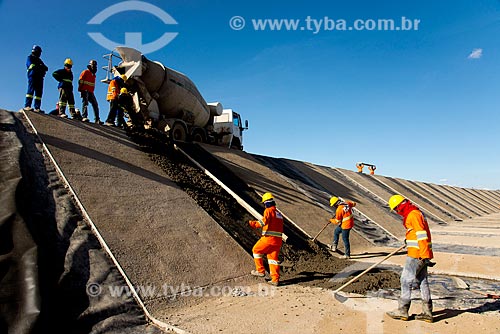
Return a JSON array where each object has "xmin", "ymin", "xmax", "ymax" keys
[
  {"xmin": 231, "ymin": 138, "xmax": 242, "ymax": 150},
  {"xmin": 171, "ymin": 123, "xmax": 187, "ymax": 142},
  {"xmin": 192, "ymin": 130, "xmax": 206, "ymax": 143}
]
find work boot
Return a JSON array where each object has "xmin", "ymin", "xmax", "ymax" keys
[
  {"xmin": 330, "ymin": 244, "xmax": 337, "ymax": 252},
  {"xmin": 415, "ymin": 301, "xmax": 433, "ymax": 323},
  {"xmin": 386, "ymin": 301, "xmax": 410, "ymax": 321},
  {"xmin": 95, "ymin": 119, "xmax": 104, "ymax": 125},
  {"xmin": 23, "ymin": 106, "xmax": 33, "ymax": 111},
  {"xmin": 267, "ymin": 280, "xmax": 279, "ymax": 287},
  {"xmin": 251, "ymin": 270, "xmax": 265, "ymax": 277},
  {"xmin": 82, "ymin": 117, "xmax": 90, "ymax": 122}
]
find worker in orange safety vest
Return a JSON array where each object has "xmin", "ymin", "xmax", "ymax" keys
[
  {"xmin": 386, "ymin": 194, "xmax": 435, "ymax": 323},
  {"xmin": 356, "ymin": 163, "xmax": 364, "ymax": 173},
  {"xmin": 78, "ymin": 60, "xmax": 101, "ymax": 124},
  {"xmin": 329, "ymin": 196, "xmax": 356, "ymax": 259},
  {"xmin": 248, "ymin": 192, "xmax": 284, "ymax": 286},
  {"xmin": 105, "ymin": 74, "xmax": 127, "ymax": 126},
  {"xmin": 368, "ymin": 165, "xmax": 376, "ymax": 175}
]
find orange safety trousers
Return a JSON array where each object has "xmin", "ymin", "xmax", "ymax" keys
[{"xmin": 252, "ymin": 236, "xmax": 282, "ymax": 282}]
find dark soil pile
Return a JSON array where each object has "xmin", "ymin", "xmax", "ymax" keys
[{"xmin": 126, "ymin": 128, "xmax": 400, "ymax": 294}]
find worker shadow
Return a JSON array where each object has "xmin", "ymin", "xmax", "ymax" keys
[
  {"xmin": 51, "ymin": 115, "xmax": 138, "ymax": 150},
  {"xmin": 40, "ymin": 133, "xmax": 175, "ymax": 185},
  {"xmin": 432, "ymin": 299, "xmax": 500, "ymax": 322},
  {"xmin": 279, "ymin": 271, "xmax": 336, "ymax": 286}
]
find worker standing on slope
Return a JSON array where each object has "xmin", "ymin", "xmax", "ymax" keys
[
  {"xmin": 329, "ymin": 196, "xmax": 356, "ymax": 259},
  {"xmin": 386, "ymin": 194, "xmax": 435, "ymax": 323},
  {"xmin": 368, "ymin": 165, "xmax": 376, "ymax": 175},
  {"xmin": 24, "ymin": 45, "xmax": 48, "ymax": 112},
  {"xmin": 117, "ymin": 87, "xmax": 133, "ymax": 128},
  {"xmin": 248, "ymin": 192, "xmax": 284, "ymax": 286},
  {"xmin": 78, "ymin": 60, "xmax": 101, "ymax": 124},
  {"xmin": 52, "ymin": 58, "xmax": 81, "ymax": 120},
  {"xmin": 118, "ymin": 87, "xmax": 141, "ymax": 127},
  {"xmin": 356, "ymin": 163, "xmax": 364, "ymax": 173},
  {"xmin": 105, "ymin": 75, "xmax": 127, "ymax": 126}
]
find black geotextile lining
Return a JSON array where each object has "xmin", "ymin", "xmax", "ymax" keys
[{"xmin": 0, "ymin": 110, "xmax": 163, "ymax": 334}]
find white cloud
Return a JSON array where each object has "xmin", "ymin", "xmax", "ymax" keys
[{"xmin": 468, "ymin": 48, "xmax": 483, "ymax": 59}]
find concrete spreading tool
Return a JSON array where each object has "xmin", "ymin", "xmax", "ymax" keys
[
  {"xmin": 334, "ymin": 244, "xmax": 406, "ymax": 303},
  {"xmin": 452, "ymin": 277, "xmax": 500, "ymax": 299},
  {"xmin": 312, "ymin": 221, "xmax": 331, "ymax": 242}
]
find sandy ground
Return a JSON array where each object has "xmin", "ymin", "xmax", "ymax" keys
[{"xmin": 165, "ymin": 283, "xmax": 500, "ymax": 334}]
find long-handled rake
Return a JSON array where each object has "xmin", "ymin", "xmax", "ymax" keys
[{"xmin": 334, "ymin": 244, "xmax": 406, "ymax": 303}]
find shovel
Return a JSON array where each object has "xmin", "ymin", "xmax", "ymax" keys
[
  {"xmin": 334, "ymin": 244, "xmax": 406, "ymax": 302},
  {"xmin": 312, "ymin": 221, "xmax": 331, "ymax": 242},
  {"xmin": 452, "ymin": 277, "xmax": 500, "ymax": 299}
]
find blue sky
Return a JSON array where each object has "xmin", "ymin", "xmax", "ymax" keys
[{"xmin": 1, "ymin": 0, "xmax": 499, "ymax": 189}]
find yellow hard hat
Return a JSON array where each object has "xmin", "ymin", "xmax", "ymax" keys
[
  {"xmin": 388, "ymin": 194, "xmax": 406, "ymax": 211},
  {"xmin": 330, "ymin": 196, "xmax": 339, "ymax": 206},
  {"xmin": 261, "ymin": 192, "xmax": 274, "ymax": 202},
  {"xmin": 64, "ymin": 58, "xmax": 73, "ymax": 66},
  {"xmin": 120, "ymin": 87, "xmax": 128, "ymax": 94}
]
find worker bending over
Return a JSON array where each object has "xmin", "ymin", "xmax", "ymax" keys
[
  {"xmin": 329, "ymin": 196, "xmax": 356, "ymax": 259},
  {"xmin": 387, "ymin": 194, "xmax": 435, "ymax": 323},
  {"xmin": 249, "ymin": 192, "xmax": 284, "ymax": 286}
]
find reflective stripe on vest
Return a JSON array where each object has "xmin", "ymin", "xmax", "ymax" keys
[
  {"xmin": 342, "ymin": 214, "xmax": 352, "ymax": 223},
  {"xmin": 416, "ymin": 230, "xmax": 428, "ymax": 241},
  {"xmin": 79, "ymin": 80, "xmax": 95, "ymax": 86},
  {"xmin": 406, "ymin": 240, "xmax": 432, "ymax": 250},
  {"xmin": 406, "ymin": 240, "xmax": 419, "ymax": 249},
  {"xmin": 262, "ymin": 231, "xmax": 282, "ymax": 237}
]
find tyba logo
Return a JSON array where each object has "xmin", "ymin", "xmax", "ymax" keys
[{"xmin": 87, "ymin": 1, "xmax": 178, "ymax": 54}]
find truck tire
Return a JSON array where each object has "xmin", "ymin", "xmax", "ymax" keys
[
  {"xmin": 231, "ymin": 138, "xmax": 242, "ymax": 150},
  {"xmin": 192, "ymin": 129, "xmax": 206, "ymax": 143},
  {"xmin": 170, "ymin": 122, "xmax": 187, "ymax": 142}
]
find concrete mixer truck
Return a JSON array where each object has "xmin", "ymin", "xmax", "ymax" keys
[{"xmin": 102, "ymin": 47, "xmax": 248, "ymax": 150}]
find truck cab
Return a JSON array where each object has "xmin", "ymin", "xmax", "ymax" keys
[{"xmin": 213, "ymin": 109, "xmax": 248, "ymax": 150}]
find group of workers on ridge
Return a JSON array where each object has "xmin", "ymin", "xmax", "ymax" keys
[
  {"xmin": 23, "ymin": 45, "xmax": 133, "ymax": 128},
  {"xmin": 356, "ymin": 162, "xmax": 376, "ymax": 175},
  {"xmin": 249, "ymin": 191, "xmax": 434, "ymax": 323}
]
